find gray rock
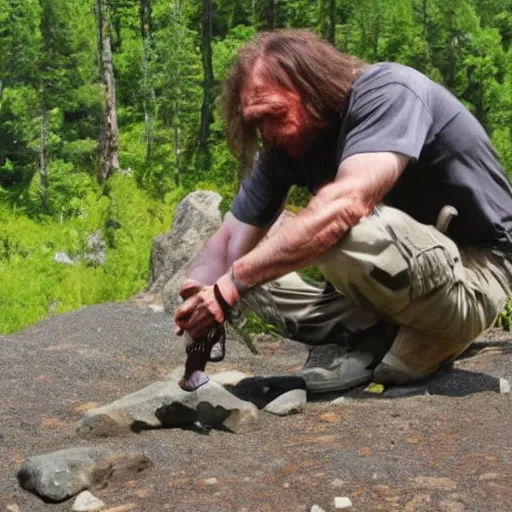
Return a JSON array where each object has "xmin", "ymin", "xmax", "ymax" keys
[
  {"xmin": 384, "ymin": 385, "xmax": 430, "ymax": 398},
  {"xmin": 53, "ymin": 251, "xmax": 75, "ymax": 265},
  {"xmin": 167, "ymin": 366, "xmax": 186, "ymax": 381},
  {"xmin": 334, "ymin": 496, "xmax": 353, "ymax": 509},
  {"xmin": 17, "ymin": 447, "xmax": 149, "ymax": 503},
  {"xmin": 76, "ymin": 380, "xmax": 259, "ymax": 437},
  {"xmin": 211, "ymin": 371, "xmax": 249, "ymax": 386},
  {"xmin": 72, "ymin": 490, "xmax": 106, "ymax": 511},
  {"xmin": 311, "ymin": 506, "xmax": 326, "ymax": 512},
  {"xmin": 264, "ymin": 389, "xmax": 307, "ymax": 416},
  {"xmin": 499, "ymin": 378, "xmax": 510, "ymax": 393},
  {"xmin": 84, "ymin": 231, "xmax": 106, "ymax": 267},
  {"xmin": 147, "ymin": 191, "xmax": 223, "ymax": 312}
]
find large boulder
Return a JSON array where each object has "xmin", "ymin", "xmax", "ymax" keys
[{"xmin": 146, "ymin": 190, "xmax": 223, "ymax": 313}]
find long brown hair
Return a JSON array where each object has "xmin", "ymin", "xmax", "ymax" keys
[{"xmin": 220, "ymin": 29, "xmax": 365, "ymax": 163}]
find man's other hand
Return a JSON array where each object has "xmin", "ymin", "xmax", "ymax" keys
[
  {"xmin": 174, "ymin": 285, "xmax": 225, "ymax": 339},
  {"xmin": 174, "ymin": 274, "xmax": 240, "ymax": 339}
]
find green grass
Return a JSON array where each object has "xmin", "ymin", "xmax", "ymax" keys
[{"xmin": 0, "ymin": 174, "xmax": 176, "ymax": 334}]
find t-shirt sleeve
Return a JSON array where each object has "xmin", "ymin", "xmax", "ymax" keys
[
  {"xmin": 341, "ymin": 83, "xmax": 433, "ymax": 163},
  {"xmin": 230, "ymin": 148, "xmax": 293, "ymax": 228}
]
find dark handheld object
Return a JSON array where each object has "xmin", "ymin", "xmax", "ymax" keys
[{"xmin": 179, "ymin": 323, "xmax": 226, "ymax": 391}]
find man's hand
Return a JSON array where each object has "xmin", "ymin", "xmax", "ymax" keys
[
  {"xmin": 179, "ymin": 278, "xmax": 204, "ymax": 299},
  {"xmin": 174, "ymin": 273, "xmax": 240, "ymax": 339}
]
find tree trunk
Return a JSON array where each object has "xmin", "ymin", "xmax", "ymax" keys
[
  {"xmin": 328, "ymin": 0, "xmax": 336, "ymax": 44},
  {"xmin": 422, "ymin": 0, "xmax": 427, "ymax": 39},
  {"xmin": 140, "ymin": 0, "xmax": 155, "ymax": 161},
  {"xmin": 372, "ymin": 0, "xmax": 380, "ymax": 61},
  {"xmin": 39, "ymin": 91, "xmax": 48, "ymax": 214},
  {"xmin": 197, "ymin": 0, "xmax": 214, "ymax": 171},
  {"xmin": 263, "ymin": 0, "xmax": 276, "ymax": 29},
  {"xmin": 173, "ymin": 0, "xmax": 183, "ymax": 186},
  {"xmin": 96, "ymin": 0, "xmax": 120, "ymax": 181}
]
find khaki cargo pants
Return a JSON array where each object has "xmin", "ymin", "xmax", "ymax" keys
[{"xmin": 245, "ymin": 205, "xmax": 511, "ymax": 381}]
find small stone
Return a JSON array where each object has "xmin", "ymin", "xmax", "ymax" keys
[
  {"xmin": 53, "ymin": 251, "xmax": 75, "ymax": 265},
  {"xmin": 330, "ymin": 397, "xmax": 346, "ymax": 405},
  {"xmin": 72, "ymin": 490, "xmax": 106, "ymax": 512},
  {"xmin": 499, "ymin": 378, "xmax": 510, "ymax": 394},
  {"xmin": 334, "ymin": 496, "xmax": 353, "ymax": 509},
  {"xmin": 330, "ymin": 478, "xmax": 345, "ymax": 488},
  {"xmin": 264, "ymin": 389, "xmax": 307, "ymax": 416},
  {"xmin": 6, "ymin": 505, "xmax": 20, "ymax": 512},
  {"xmin": 311, "ymin": 506, "xmax": 326, "ymax": 512},
  {"xmin": 148, "ymin": 304, "xmax": 164, "ymax": 313},
  {"xmin": 204, "ymin": 477, "xmax": 217, "ymax": 486},
  {"xmin": 283, "ymin": 482, "xmax": 290, "ymax": 488},
  {"xmin": 384, "ymin": 385, "xmax": 428, "ymax": 398}
]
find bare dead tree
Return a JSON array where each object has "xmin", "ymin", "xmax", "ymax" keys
[
  {"xmin": 197, "ymin": 0, "xmax": 214, "ymax": 171},
  {"xmin": 140, "ymin": 0, "xmax": 156, "ymax": 161},
  {"xmin": 39, "ymin": 88, "xmax": 48, "ymax": 213},
  {"xmin": 96, "ymin": 0, "xmax": 120, "ymax": 180}
]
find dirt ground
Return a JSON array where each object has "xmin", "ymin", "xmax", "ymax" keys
[{"xmin": 1, "ymin": 302, "xmax": 511, "ymax": 512}]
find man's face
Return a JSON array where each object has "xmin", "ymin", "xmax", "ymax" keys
[{"xmin": 241, "ymin": 59, "xmax": 317, "ymax": 159}]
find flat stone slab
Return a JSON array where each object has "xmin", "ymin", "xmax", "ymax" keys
[
  {"xmin": 17, "ymin": 447, "xmax": 149, "ymax": 503},
  {"xmin": 210, "ymin": 370, "xmax": 250, "ymax": 386},
  {"xmin": 76, "ymin": 379, "xmax": 259, "ymax": 437}
]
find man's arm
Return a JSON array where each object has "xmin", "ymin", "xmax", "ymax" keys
[
  {"xmin": 185, "ymin": 212, "xmax": 267, "ymax": 286},
  {"xmin": 175, "ymin": 152, "xmax": 408, "ymax": 338},
  {"xmin": 232, "ymin": 151, "xmax": 408, "ymax": 286}
]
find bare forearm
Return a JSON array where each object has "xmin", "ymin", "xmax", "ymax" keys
[
  {"xmin": 232, "ymin": 193, "xmax": 368, "ymax": 286},
  {"xmin": 231, "ymin": 152, "xmax": 407, "ymax": 288},
  {"xmin": 186, "ymin": 213, "xmax": 267, "ymax": 285},
  {"xmin": 186, "ymin": 240, "xmax": 230, "ymax": 285}
]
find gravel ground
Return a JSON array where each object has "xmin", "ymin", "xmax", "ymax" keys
[{"xmin": 1, "ymin": 301, "xmax": 511, "ymax": 512}]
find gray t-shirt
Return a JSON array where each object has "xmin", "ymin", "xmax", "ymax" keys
[{"xmin": 231, "ymin": 63, "xmax": 512, "ymax": 250}]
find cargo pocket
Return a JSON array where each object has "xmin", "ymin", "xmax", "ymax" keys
[{"xmin": 408, "ymin": 244, "xmax": 459, "ymax": 301}]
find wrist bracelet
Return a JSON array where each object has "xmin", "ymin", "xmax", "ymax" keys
[{"xmin": 230, "ymin": 266, "xmax": 250, "ymax": 296}]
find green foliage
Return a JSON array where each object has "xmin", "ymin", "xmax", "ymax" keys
[
  {"xmin": 1, "ymin": 0, "xmax": 512, "ymax": 333},
  {"xmin": 0, "ymin": 174, "xmax": 174, "ymax": 333},
  {"xmin": 27, "ymin": 159, "xmax": 95, "ymax": 217},
  {"xmin": 496, "ymin": 301, "xmax": 512, "ymax": 331}
]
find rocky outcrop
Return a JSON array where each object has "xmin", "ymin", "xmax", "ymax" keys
[{"xmin": 146, "ymin": 190, "xmax": 223, "ymax": 312}]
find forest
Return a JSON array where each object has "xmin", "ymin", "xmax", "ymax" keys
[{"xmin": 0, "ymin": 0, "xmax": 511, "ymax": 333}]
